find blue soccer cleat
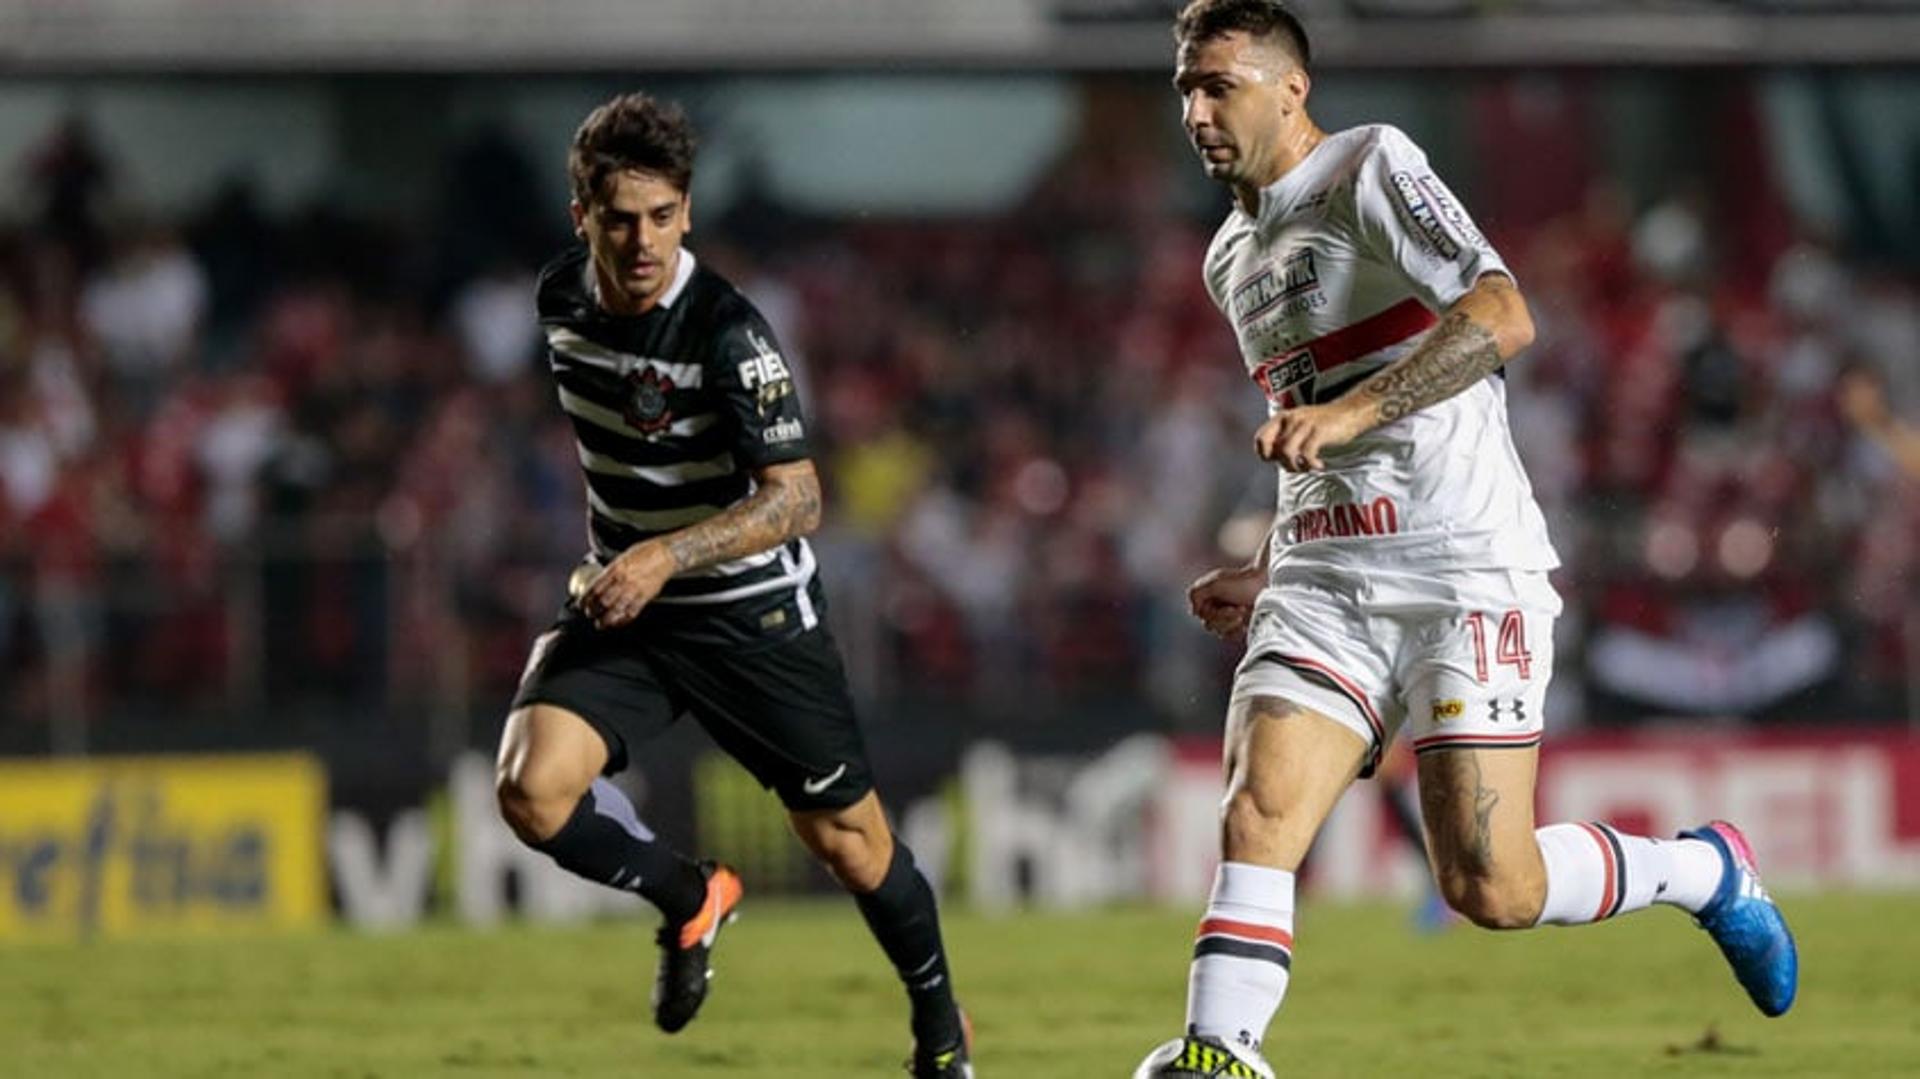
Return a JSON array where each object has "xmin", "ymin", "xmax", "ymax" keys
[{"xmin": 1680, "ymin": 820, "xmax": 1798, "ymax": 1017}]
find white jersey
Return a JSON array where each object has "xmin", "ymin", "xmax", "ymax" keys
[{"xmin": 1204, "ymin": 124, "xmax": 1558, "ymax": 575}]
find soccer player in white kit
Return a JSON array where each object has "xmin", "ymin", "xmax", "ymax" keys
[{"xmin": 1136, "ymin": 4, "xmax": 1799, "ymax": 1077}]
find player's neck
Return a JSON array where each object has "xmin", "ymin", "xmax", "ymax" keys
[{"xmin": 1233, "ymin": 120, "xmax": 1327, "ymax": 215}]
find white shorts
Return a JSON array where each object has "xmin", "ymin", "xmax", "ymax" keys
[{"xmin": 1230, "ymin": 565, "xmax": 1561, "ymax": 775}]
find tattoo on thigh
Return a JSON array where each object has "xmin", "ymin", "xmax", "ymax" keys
[
  {"xmin": 1470, "ymin": 759, "xmax": 1500, "ymax": 867},
  {"xmin": 1422, "ymin": 753, "xmax": 1502, "ymax": 871}
]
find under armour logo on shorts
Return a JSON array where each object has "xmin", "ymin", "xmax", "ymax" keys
[{"xmin": 1487, "ymin": 699, "xmax": 1527, "ymax": 723}]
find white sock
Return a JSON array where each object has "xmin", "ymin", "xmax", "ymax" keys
[
  {"xmin": 1534, "ymin": 822, "xmax": 1726, "ymax": 925},
  {"xmin": 1186, "ymin": 862, "xmax": 1294, "ymax": 1054}
]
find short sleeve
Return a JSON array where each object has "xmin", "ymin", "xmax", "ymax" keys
[
  {"xmin": 709, "ymin": 305, "xmax": 813, "ymax": 469},
  {"xmin": 1202, "ymin": 218, "xmax": 1236, "ymax": 313},
  {"xmin": 1353, "ymin": 128, "xmax": 1511, "ymax": 311}
]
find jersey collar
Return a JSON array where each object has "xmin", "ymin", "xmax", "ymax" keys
[
  {"xmin": 1248, "ymin": 132, "xmax": 1338, "ymax": 224},
  {"xmin": 656, "ymin": 247, "xmax": 697, "ymax": 309}
]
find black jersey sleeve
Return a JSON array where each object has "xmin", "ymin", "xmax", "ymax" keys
[{"xmin": 708, "ymin": 303, "xmax": 814, "ymax": 468}]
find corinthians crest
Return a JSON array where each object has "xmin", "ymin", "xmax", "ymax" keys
[{"xmin": 622, "ymin": 367, "xmax": 675, "ymax": 435}]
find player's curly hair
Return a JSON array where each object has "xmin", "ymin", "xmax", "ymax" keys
[
  {"xmin": 1173, "ymin": 0, "xmax": 1311, "ymax": 70},
  {"xmin": 569, "ymin": 92, "xmax": 697, "ymax": 204}
]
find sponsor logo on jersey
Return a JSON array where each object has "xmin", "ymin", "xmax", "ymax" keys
[
  {"xmin": 756, "ymin": 380, "xmax": 793, "ymax": 413},
  {"xmin": 736, "ymin": 331, "xmax": 792, "ymax": 389},
  {"xmin": 1415, "ymin": 174, "xmax": 1486, "ymax": 249},
  {"xmin": 623, "ymin": 366, "xmax": 676, "ymax": 434},
  {"xmin": 1230, "ymin": 248, "xmax": 1321, "ymax": 326},
  {"xmin": 1287, "ymin": 496, "xmax": 1401, "ymax": 542},
  {"xmin": 1432, "ymin": 698, "xmax": 1465, "ymax": 722},
  {"xmin": 1389, "ymin": 171, "xmax": 1462, "ymax": 259},
  {"xmin": 738, "ymin": 331, "xmax": 796, "ymax": 415},
  {"xmin": 763, "ymin": 418, "xmax": 805, "ymax": 444}
]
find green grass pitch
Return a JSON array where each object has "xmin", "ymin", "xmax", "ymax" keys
[{"xmin": 4, "ymin": 893, "xmax": 1915, "ymax": 1077}]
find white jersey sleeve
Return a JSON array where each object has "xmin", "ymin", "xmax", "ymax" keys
[
  {"xmin": 1202, "ymin": 215, "xmax": 1238, "ymax": 315},
  {"xmin": 1351, "ymin": 127, "xmax": 1510, "ymax": 312}
]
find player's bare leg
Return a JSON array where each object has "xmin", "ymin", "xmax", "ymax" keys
[
  {"xmin": 1417, "ymin": 746, "xmax": 1798, "ymax": 1014},
  {"xmin": 496, "ymin": 704, "xmax": 606, "ymax": 842},
  {"xmin": 790, "ymin": 793, "xmax": 970, "ymax": 1078},
  {"xmin": 495, "ymin": 704, "xmax": 737, "ymax": 1032},
  {"xmin": 788, "ymin": 789, "xmax": 892, "ymax": 890},
  {"xmin": 1143, "ymin": 696, "xmax": 1369, "ymax": 1079},
  {"xmin": 1219, "ymin": 696, "xmax": 1369, "ymax": 869},
  {"xmin": 1415, "ymin": 746, "xmax": 1547, "ymax": 927}
]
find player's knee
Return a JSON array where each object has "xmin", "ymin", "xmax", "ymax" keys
[
  {"xmin": 495, "ymin": 764, "xmax": 586, "ymax": 845},
  {"xmin": 1221, "ymin": 786, "xmax": 1302, "ymax": 862},
  {"xmin": 1436, "ymin": 867, "xmax": 1543, "ymax": 930},
  {"xmin": 791, "ymin": 813, "xmax": 890, "ymax": 892},
  {"xmin": 820, "ymin": 838, "xmax": 889, "ymax": 892}
]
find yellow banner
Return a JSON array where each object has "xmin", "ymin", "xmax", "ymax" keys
[{"xmin": 0, "ymin": 754, "xmax": 327, "ymax": 939}]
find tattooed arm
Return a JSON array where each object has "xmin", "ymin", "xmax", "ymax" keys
[
  {"xmin": 1358, "ymin": 274, "xmax": 1533, "ymax": 424},
  {"xmin": 1254, "ymin": 273, "xmax": 1535, "ymax": 472},
  {"xmin": 579, "ymin": 460, "xmax": 823, "ymax": 628},
  {"xmin": 662, "ymin": 460, "xmax": 822, "ymax": 572}
]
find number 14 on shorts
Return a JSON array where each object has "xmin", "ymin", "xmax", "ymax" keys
[{"xmin": 1465, "ymin": 610, "xmax": 1533, "ymax": 682}]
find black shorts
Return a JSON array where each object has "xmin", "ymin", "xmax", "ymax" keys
[{"xmin": 510, "ymin": 605, "xmax": 874, "ymax": 811}]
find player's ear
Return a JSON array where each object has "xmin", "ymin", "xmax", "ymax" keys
[
  {"xmin": 680, "ymin": 192, "xmax": 694, "ymax": 234},
  {"xmin": 1286, "ymin": 67, "xmax": 1311, "ymax": 109},
  {"xmin": 569, "ymin": 198, "xmax": 587, "ymax": 239}
]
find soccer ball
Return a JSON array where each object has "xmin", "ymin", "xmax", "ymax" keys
[{"xmin": 1132, "ymin": 1037, "xmax": 1276, "ymax": 1079}]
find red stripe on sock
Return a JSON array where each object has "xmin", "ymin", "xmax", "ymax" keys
[
  {"xmin": 1575, "ymin": 822, "xmax": 1617, "ymax": 922},
  {"xmin": 1197, "ymin": 917, "xmax": 1294, "ymax": 950}
]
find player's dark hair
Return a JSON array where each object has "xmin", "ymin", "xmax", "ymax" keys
[
  {"xmin": 569, "ymin": 92, "xmax": 697, "ymax": 204},
  {"xmin": 1174, "ymin": 0, "xmax": 1311, "ymax": 71}
]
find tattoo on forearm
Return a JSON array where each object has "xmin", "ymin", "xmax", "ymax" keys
[
  {"xmin": 1359, "ymin": 310, "xmax": 1504, "ymax": 423},
  {"xmin": 663, "ymin": 472, "xmax": 821, "ymax": 573}
]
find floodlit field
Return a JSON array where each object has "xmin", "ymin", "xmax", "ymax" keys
[{"xmin": 5, "ymin": 894, "xmax": 1915, "ymax": 1077}]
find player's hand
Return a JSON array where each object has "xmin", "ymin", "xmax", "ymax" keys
[
  {"xmin": 1188, "ymin": 563, "xmax": 1265, "ymax": 641},
  {"xmin": 1255, "ymin": 401, "xmax": 1373, "ymax": 472},
  {"xmin": 578, "ymin": 541, "xmax": 676, "ymax": 629}
]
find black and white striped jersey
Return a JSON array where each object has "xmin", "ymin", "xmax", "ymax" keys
[{"xmin": 536, "ymin": 245, "xmax": 823, "ymax": 638}]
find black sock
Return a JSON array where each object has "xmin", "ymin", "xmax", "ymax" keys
[
  {"xmin": 532, "ymin": 778, "xmax": 707, "ymax": 925},
  {"xmin": 853, "ymin": 841, "xmax": 962, "ymax": 1051}
]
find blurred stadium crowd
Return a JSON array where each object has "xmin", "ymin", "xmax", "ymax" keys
[{"xmin": 1, "ymin": 92, "xmax": 1915, "ymax": 747}]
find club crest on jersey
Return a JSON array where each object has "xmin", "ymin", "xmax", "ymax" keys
[
  {"xmin": 1253, "ymin": 348, "xmax": 1316, "ymax": 405},
  {"xmin": 623, "ymin": 367, "xmax": 675, "ymax": 435}
]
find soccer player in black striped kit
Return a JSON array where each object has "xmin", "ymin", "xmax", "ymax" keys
[{"xmin": 495, "ymin": 92, "xmax": 970, "ymax": 1078}]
